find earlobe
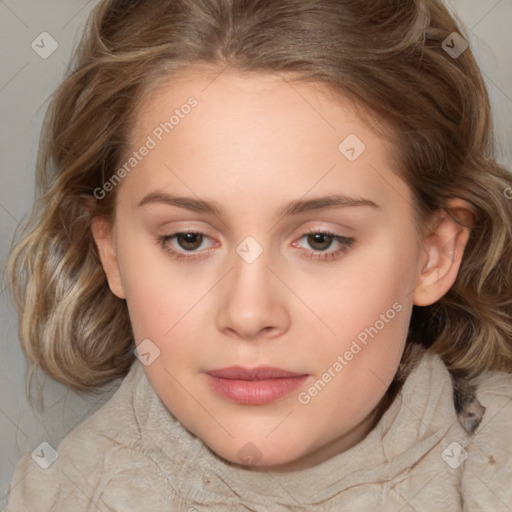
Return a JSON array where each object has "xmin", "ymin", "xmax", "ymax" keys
[
  {"xmin": 91, "ymin": 217, "xmax": 126, "ymax": 299},
  {"xmin": 413, "ymin": 199, "xmax": 475, "ymax": 307}
]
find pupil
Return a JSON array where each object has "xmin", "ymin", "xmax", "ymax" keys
[
  {"xmin": 178, "ymin": 233, "xmax": 202, "ymax": 250},
  {"xmin": 309, "ymin": 233, "xmax": 331, "ymax": 250}
]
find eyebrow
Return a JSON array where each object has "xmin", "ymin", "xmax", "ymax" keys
[{"xmin": 137, "ymin": 191, "xmax": 380, "ymax": 217}]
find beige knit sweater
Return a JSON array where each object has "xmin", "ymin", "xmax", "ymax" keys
[{"xmin": 6, "ymin": 351, "xmax": 512, "ymax": 511}]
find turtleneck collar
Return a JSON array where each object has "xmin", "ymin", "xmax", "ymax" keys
[{"xmin": 103, "ymin": 349, "xmax": 469, "ymax": 508}]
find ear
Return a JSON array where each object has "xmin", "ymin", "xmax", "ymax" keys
[
  {"xmin": 413, "ymin": 198, "xmax": 475, "ymax": 306},
  {"xmin": 91, "ymin": 216, "xmax": 126, "ymax": 299}
]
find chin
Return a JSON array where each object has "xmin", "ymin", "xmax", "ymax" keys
[{"xmin": 205, "ymin": 436, "xmax": 309, "ymax": 470}]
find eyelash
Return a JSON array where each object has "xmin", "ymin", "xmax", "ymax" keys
[{"xmin": 156, "ymin": 229, "xmax": 355, "ymax": 262}]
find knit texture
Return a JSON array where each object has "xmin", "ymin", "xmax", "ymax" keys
[{"xmin": 6, "ymin": 350, "xmax": 512, "ymax": 511}]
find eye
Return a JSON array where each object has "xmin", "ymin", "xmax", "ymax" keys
[
  {"xmin": 157, "ymin": 229, "xmax": 354, "ymax": 262},
  {"xmin": 293, "ymin": 230, "xmax": 354, "ymax": 261},
  {"xmin": 157, "ymin": 231, "xmax": 216, "ymax": 260}
]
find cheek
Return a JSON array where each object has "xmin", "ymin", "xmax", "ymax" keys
[
  {"xmin": 300, "ymin": 301, "xmax": 410, "ymax": 434},
  {"xmin": 310, "ymin": 231, "xmax": 418, "ymax": 328},
  {"xmin": 302, "ymin": 233, "xmax": 417, "ymax": 392},
  {"xmin": 114, "ymin": 229, "xmax": 198, "ymax": 339},
  {"xmin": 119, "ymin": 264, "xmax": 171, "ymax": 341}
]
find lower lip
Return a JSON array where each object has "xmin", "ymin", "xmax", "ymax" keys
[{"xmin": 205, "ymin": 374, "xmax": 309, "ymax": 405}]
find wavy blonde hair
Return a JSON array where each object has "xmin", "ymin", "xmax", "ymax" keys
[{"xmin": 6, "ymin": 0, "xmax": 512, "ymax": 402}]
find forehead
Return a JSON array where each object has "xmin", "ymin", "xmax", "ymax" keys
[
  {"xmin": 129, "ymin": 67, "xmax": 379, "ymax": 150},
  {"xmin": 118, "ymin": 67, "xmax": 412, "ymax": 221}
]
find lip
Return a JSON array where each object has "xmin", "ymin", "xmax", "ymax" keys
[{"xmin": 204, "ymin": 365, "xmax": 309, "ymax": 405}]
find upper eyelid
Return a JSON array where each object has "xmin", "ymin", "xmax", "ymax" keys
[
  {"xmin": 159, "ymin": 219, "xmax": 355, "ymax": 236},
  {"xmin": 162, "ymin": 227, "xmax": 352, "ymax": 239}
]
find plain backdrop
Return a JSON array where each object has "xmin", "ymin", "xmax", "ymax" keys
[{"xmin": 1, "ymin": 0, "xmax": 511, "ymax": 508}]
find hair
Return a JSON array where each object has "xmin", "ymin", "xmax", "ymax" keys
[{"xmin": 5, "ymin": 0, "xmax": 512, "ymax": 405}]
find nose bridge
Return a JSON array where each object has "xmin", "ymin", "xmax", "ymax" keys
[
  {"xmin": 216, "ymin": 234, "xmax": 287, "ymax": 339},
  {"xmin": 230, "ymin": 234, "xmax": 274, "ymax": 305}
]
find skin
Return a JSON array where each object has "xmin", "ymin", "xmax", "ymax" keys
[{"xmin": 92, "ymin": 67, "xmax": 473, "ymax": 471}]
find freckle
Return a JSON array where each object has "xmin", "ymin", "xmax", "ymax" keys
[{"xmin": 488, "ymin": 455, "xmax": 496, "ymax": 465}]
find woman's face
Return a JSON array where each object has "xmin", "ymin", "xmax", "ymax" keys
[{"xmin": 96, "ymin": 68, "xmax": 430, "ymax": 470}]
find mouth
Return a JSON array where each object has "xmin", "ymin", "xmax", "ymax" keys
[{"xmin": 204, "ymin": 365, "xmax": 309, "ymax": 405}]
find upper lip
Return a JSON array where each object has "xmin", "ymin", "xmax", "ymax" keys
[{"xmin": 205, "ymin": 366, "xmax": 307, "ymax": 380}]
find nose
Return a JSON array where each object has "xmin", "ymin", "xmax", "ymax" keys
[{"xmin": 215, "ymin": 246, "xmax": 290, "ymax": 342}]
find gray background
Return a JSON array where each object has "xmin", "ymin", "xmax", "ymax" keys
[{"xmin": 1, "ymin": 0, "xmax": 511, "ymax": 508}]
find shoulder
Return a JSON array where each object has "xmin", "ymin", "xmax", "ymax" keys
[
  {"xmin": 5, "ymin": 363, "xmax": 173, "ymax": 512},
  {"xmin": 460, "ymin": 369, "xmax": 512, "ymax": 511}
]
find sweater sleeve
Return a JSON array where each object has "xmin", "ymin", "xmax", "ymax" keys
[{"xmin": 460, "ymin": 371, "xmax": 512, "ymax": 512}]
